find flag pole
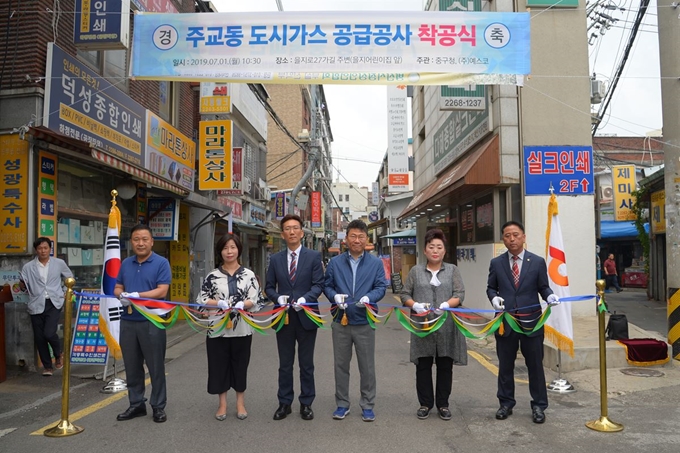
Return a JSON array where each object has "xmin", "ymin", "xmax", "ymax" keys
[{"xmin": 547, "ymin": 349, "xmax": 576, "ymax": 393}]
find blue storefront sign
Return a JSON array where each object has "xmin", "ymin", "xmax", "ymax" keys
[
  {"xmin": 74, "ymin": 0, "xmax": 130, "ymax": 50},
  {"xmin": 523, "ymin": 145, "xmax": 594, "ymax": 195},
  {"xmin": 393, "ymin": 237, "xmax": 416, "ymax": 246},
  {"xmin": 43, "ymin": 43, "xmax": 146, "ymax": 167}
]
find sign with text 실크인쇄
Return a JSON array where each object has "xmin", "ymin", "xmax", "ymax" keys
[{"xmin": 523, "ymin": 146, "xmax": 593, "ymax": 195}]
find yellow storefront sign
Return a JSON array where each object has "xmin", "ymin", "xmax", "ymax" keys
[
  {"xmin": 198, "ymin": 120, "xmax": 233, "ymax": 191},
  {"xmin": 651, "ymin": 190, "xmax": 665, "ymax": 234},
  {"xmin": 170, "ymin": 203, "xmax": 190, "ymax": 304},
  {"xmin": 0, "ymin": 135, "xmax": 30, "ymax": 253},
  {"xmin": 612, "ymin": 165, "xmax": 636, "ymax": 221}
]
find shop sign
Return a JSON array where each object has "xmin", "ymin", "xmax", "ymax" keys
[
  {"xmin": 456, "ymin": 247, "xmax": 477, "ymax": 262},
  {"xmin": 216, "ymin": 196, "xmax": 243, "ymax": 220},
  {"xmin": 0, "ymin": 135, "xmax": 29, "ymax": 253},
  {"xmin": 523, "ymin": 145, "xmax": 593, "ymax": 195},
  {"xmin": 169, "ymin": 204, "xmax": 190, "ymax": 302},
  {"xmin": 198, "ymin": 120, "xmax": 233, "ymax": 190},
  {"xmin": 311, "ymin": 191, "xmax": 322, "ymax": 228},
  {"xmin": 146, "ymin": 111, "xmax": 196, "ymax": 191},
  {"xmin": 71, "ymin": 291, "xmax": 109, "ymax": 364},
  {"xmin": 439, "ymin": 0, "xmax": 486, "ymax": 112},
  {"xmin": 651, "ymin": 189, "xmax": 665, "ymax": 234},
  {"xmin": 274, "ymin": 192, "xmax": 286, "ymax": 221},
  {"xmin": 148, "ymin": 198, "xmax": 179, "ymax": 241},
  {"xmin": 44, "ymin": 43, "xmax": 146, "ymax": 167},
  {"xmin": 38, "ymin": 150, "xmax": 58, "ymax": 254},
  {"xmin": 249, "ymin": 204, "xmax": 266, "ymax": 227},
  {"xmin": 199, "ymin": 82, "xmax": 232, "ymax": 114},
  {"xmin": 433, "ymin": 107, "xmax": 489, "ymax": 174},
  {"xmin": 387, "ymin": 85, "xmax": 409, "ymax": 192},
  {"xmin": 393, "ymin": 237, "xmax": 416, "ymax": 246},
  {"xmin": 612, "ymin": 165, "xmax": 636, "ymax": 221},
  {"xmin": 0, "ymin": 271, "xmax": 29, "ymax": 303},
  {"xmin": 216, "ymin": 147, "xmax": 243, "ymax": 195},
  {"xmin": 74, "ymin": 0, "xmax": 130, "ymax": 50}
]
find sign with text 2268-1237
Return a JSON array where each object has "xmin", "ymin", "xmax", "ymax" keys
[
  {"xmin": 523, "ymin": 146, "xmax": 593, "ymax": 195},
  {"xmin": 130, "ymin": 11, "xmax": 530, "ymax": 83},
  {"xmin": 43, "ymin": 43, "xmax": 146, "ymax": 167}
]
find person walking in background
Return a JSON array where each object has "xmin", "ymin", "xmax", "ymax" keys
[
  {"xmin": 486, "ymin": 221, "xmax": 559, "ymax": 424},
  {"xmin": 265, "ymin": 214, "xmax": 324, "ymax": 421},
  {"xmin": 197, "ymin": 234, "xmax": 265, "ymax": 421},
  {"xmin": 324, "ymin": 219, "xmax": 388, "ymax": 422},
  {"xmin": 21, "ymin": 237, "xmax": 73, "ymax": 376},
  {"xmin": 400, "ymin": 228, "xmax": 466, "ymax": 421},
  {"xmin": 114, "ymin": 224, "xmax": 172, "ymax": 423},
  {"xmin": 603, "ymin": 253, "xmax": 623, "ymax": 292}
]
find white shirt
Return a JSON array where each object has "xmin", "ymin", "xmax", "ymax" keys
[{"xmin": 37, "ymin": 259, "xmax": 50, "ymax": 299}]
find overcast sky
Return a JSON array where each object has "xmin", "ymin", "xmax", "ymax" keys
[{"xmin": 211, "ymin": 0, "xmax": 663, "ymax": 186}]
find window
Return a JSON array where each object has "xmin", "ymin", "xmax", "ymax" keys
[
  {"xmin": 77, "ymin": 49, "xmax": 129, "ymax": 92},
  {"xmin": 345, "ymin": 194, "xmax": 350, "ymax": 202}
]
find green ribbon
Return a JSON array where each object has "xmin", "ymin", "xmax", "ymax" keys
[
  {"xmin": 503, "ymin": 308, "xmax": 550, "ymax": 335},
  {"xmin": 395, "ymin": 309, "xmax": 448, "ymax": 338},
  {"xmin": 451, "ymin": 312, "xmax": 504, "ymax": 339}
]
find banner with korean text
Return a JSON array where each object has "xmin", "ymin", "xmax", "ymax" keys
[
  {"xmin": 387, "ymin": 85, "xmax": 410, "ymax": 192},
  {"xmin": 612, "ymin": 165, "xmax": 637, "ymax": 221},
  {"xmin": 198, "ymin": 120, "xmax": 233, "ymax": 190},
  {"xmin": 130, "ymin": 11, "xmax": 530, "ymax": 85},
  {"xmin": 0, "ymin": 135, "xmax": 29, "ymax": 253}
]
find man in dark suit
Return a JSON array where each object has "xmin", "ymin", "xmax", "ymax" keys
[
  {"xmin": 265, "ymin": 214, "xmax": 324, "ymax": 421},
  {"xmin": 486, "ymin": 221, "xmax": 559, "ymax": 424}
]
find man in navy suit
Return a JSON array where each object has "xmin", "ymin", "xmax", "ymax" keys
[
  {"xmin": 265, "ymin": 214, "xmax": 324, "ymax": 421},
  {"xmin": 486, "ymin": 221, "xmax": 559, "ymax": 424}
]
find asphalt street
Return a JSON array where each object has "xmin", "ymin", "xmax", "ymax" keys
[{"xmin": 1, "ymin": 292, "xmax": 679, "ymax": 452}]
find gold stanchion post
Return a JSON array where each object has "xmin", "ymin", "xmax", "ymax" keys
[
  {"xmin": 585, "ymin": 279, "xmax": 623, "ymax": 433},
  {"xmin": 44, "ymin": 277, "xmax": 84, "ymax": 437}
]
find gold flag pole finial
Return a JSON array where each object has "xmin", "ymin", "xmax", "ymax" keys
[
  {"xmin": 585, "ymin": 280, "xmax": 624, "ymax": 433},
  {"xmin": 44, "ymin": 277, "xmax": 84, "ymax": 437}
]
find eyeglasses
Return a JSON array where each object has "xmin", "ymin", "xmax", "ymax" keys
[
  {"xmin": 283, "ymin": 226, "xmax": 301, "ymax": 232},
  {"xmin": 348, "ymin": 234, "xmax": 367, "ymax": 241}
]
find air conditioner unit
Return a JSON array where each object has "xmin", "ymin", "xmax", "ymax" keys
[
  {"xmin": 590, "ymin": 80, "xmax": 605, "ymax": 104},
  {"xmin": 263, "ymin": 187, "xmax": 272, "ymax": 200},
  {"xmin": 243, "ymin": 176, "xmax": 252, "ymax": 194}
]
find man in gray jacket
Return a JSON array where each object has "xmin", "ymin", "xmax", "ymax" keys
[{"xmin": 21, "ymin": 237, "xmax": 73, "ymax": 376}]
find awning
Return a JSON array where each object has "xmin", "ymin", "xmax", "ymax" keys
[
  {"xmin": 234, "ymin": 220, "xmax": 268, "ymax": 234},
  {"xmin": 367, "ymin": 218, "xmax": 388, "ymax": 230},
  {"xmin": 91, "ymin": 150, "xmax": 188, "ymax": 196},
  {"xmin": 600, "ymin": 221, "xmax": 649, "ymax": 239},
  {"xmin": 398, "ymin": 133, "xmax": 500, "ymax": 220},
  {"xmin": 381, "ymin": 229, "xmax": 416, "ymax": 239}
]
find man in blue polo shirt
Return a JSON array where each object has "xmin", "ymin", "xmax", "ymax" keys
[{"xmin": 114, "ymin": 224, "xmax": 172, "ymax": 423}]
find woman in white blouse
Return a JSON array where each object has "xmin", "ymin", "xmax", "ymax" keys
[{"xmin": 197, "ymin": 233, "xmax": 265, "ymax": 421}]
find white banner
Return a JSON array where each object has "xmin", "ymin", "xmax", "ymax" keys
[
  {"xmin": 387, "ymin": 85, "xmax": 409, "ymax": 193},
  {"xmin": 131, "ymin": 11, "xmax": 530, "ymax": 84}
]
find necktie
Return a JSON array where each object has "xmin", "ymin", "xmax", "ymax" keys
[
  {"xmin": 289, "ymin": 251, "xmax": 297, "ymax": 282},
  {"xmin": 512, "ymin": 255, "xmax": 520, "ymax": 288}
]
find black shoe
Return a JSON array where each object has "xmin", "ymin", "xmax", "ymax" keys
[
  {"xmin": 616, "ymin": 289, "xmax": 623, "ymax": 293},
  {"xmin": 438, "ymin": 407, "xmax": 452, "ymax": 420},
  {"xmin": 117, "ymin": 405, "xmax": 147, "ymax": 421},
  {"xmin": 532, "ymin": 407, "xmax": 545, "ymax": 424},
  {"xmin": 416, "ymin": 406, "xmax": 431, "ymax": 420},
  {"xmin": 300, "ymin": 405, "xmax": 314, "ymax": 420},
  {"xmin": 153, "ymin": 408, "xmax": 167, "ymax": 423},
  {"xmin": 495, "ymin": 406, "xmax": 513, "ymax": 420},
  {"xmin": 273, "ymin": 403, "xmax": 292, "ymax": 420}
]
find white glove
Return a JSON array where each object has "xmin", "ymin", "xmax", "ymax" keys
[
  {"xmin": 294, "ymin": 297, "xmax": 305, "ymax": 311},
  {"xmin": 411, "ymin": 302, "xmax": 427, "ymax": 314},
  {"xmin": 547, "ymin": 294, "xmax": 560, "ymax": 306},
  {"xmin": 277, "ymin": 295, "xmax": 289, "ymax": 306},
  {"xmin": 119, "ymin": 292, "xmax": 139, "ymax": 306},
  {"xmin": 121, "ymin": 291, "xmax": 140, "ymax": 299},
  {"xmin": 434, "ymin": 301, "xmax": 450, "ymax": 315},
  {"xmin": 232, "ymin": 301, "xmax": 245, "ymax": 311},
  {"xmin": 491, "ymin": 296, "xmax": 505, "ymax": 311},
  {"xmin": 357, "ymin": 296, "xmax": 370, "ymax": 307},
  {"xmin": 334, "ymin": 294, "xmax": 348, "ymax": 310},
  {"xmin": 216, "ymin": 299, "xmax": 230, "ymax": 310}
]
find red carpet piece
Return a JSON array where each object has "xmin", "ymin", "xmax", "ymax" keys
[{"xmin": 617, "ymin": 338, "xmax": 669, "ymax": 366}]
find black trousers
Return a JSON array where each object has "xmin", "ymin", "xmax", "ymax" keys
[
  {"xmin": 206, "ymin": 335, "xmax": 253, "ymax": 394},
  {"xmin": 415, "ymin": 355, "xmax": 454, "ymax": 409},
  {"xmin": 275, "ymin": 309, "xmax": 317, "ymax": 406},
  {"xmin": 605, "ymin": 275, "xmax": 621, "ymax": 291},
  {"xmin": 496, "ymin": 329, "xmax": 548, "ymax": 410},
  {"xmin": 30, "ymin": 299, "xmax": 62, "ymax": 369}
]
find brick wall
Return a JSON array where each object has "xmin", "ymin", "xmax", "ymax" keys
[
  {"xmin": 0, "ymin": 0, "xmax": 194, "ymax": 139},
  {"xmin": 265, "ymin": 84, "xmax": 306, "ymax": 191}
]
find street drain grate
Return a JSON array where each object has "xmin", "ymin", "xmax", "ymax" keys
[{"xmin": 620, "ymin": 368, "xmax": 665, "ymax": 377}]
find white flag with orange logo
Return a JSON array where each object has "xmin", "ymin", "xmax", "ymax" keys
[{"xmin": 544, "ymin": 193, "xmax": 574, "ymax": 357}]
